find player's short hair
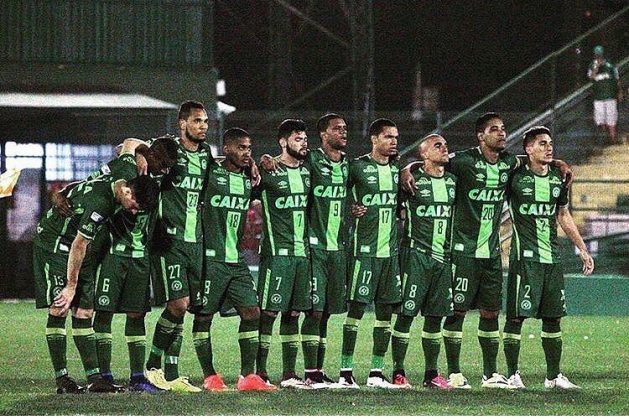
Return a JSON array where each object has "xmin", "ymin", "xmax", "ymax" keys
[
  {"xmin": 128, "ymin": 175, "xmax": 160, "ymax": 211},
  {"xmin": 368, "ymin": 118, "xmax": 397, "ymax": 138},
  {"xmin": 150, "ymin": 136, "xmax": 178, "ymax": 162},
  {"xmin": 475, "ymin": 112, "xmax": 502, "ymax": 134},
  {"xmin": 178, "ymin": 101, "xmax": 206, "ymax": 121},
  {"xmin": 316, "ymin": 113, "xmax": 345, "ymax": 134},
  {"xmin": 223, "ymin": 127, "xmax": 250, "ymax": 145},
  {"xmin": 277, "ymin": 119, "xmax": 307, "ymax": 140},
  {"xmin": 522, "ymin": 125, "xmax": 552, "ymax": 150}
]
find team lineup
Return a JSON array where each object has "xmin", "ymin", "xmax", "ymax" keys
[{"xmin": 33, "ymin": 101, "xmax": 595, "ymax": 395}]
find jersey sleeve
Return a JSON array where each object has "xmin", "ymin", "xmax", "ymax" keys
[
  {"xmin": 250, "ymin": 170, "xmax": 267, "ymax": 200},
  {"xmin": 77, "ymin": 194, "xmax": 114, "ymax": 240},
  {"xmin": 107, "ymin": 153, "xmax": 138, "ymax": 181},
  {"xmin": 445, "ymin": 152, "xmax": 461, "ymax": 176},
  {"xmin": 558, "ymin": 181, "xmax": 570, "ymax": 207}
]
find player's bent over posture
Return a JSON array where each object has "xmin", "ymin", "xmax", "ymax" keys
[{"xmin": 502, "ymin": 126, "xmax": 594, "ymax": 390}]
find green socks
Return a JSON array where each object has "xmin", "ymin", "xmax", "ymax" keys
[
  {"xmin": 164, "ymin": 325, "xmax": 183, "ymax": 381},
  {"xmin": 443, "ymin": 315, "xmax": 464, "ymax": 375},
  {"xmin": 503, "ymin": 319, "xmax": 523, "ymax": 377},
  {"xmin": 391, "ymin": 314, "xmax": 413, "ymax": 372},
  {"xmin": 72, "ymin": 316, "xmax": 100, "ymax": 378},
  {"xmin": 192, "ymin": 317, "xmax": 215, "ymax": 377},
  {"xmin": 422, "ymin": 316, "xmax": 442, "ymax": 373},
  {"xmin": 541, "ymin": 320, "xmax": 562, "ymax": 380},
  {"xmin": 341, "ymin": 303, "xmax": 366, "ymax": 371},
  {"xmin": 125, "ymin": 316, "xmax": 146, "ymax": 376},
  {"xmin": 146, "ymin": 310, "xmax": 183, "ymax": 370},
  {"xmin": 238, "ymin": 318, "xmax": 259, "ymax": 376},
  {"xmin": 280, "ymin": 313, "xmax": 300, "ymax": 376},
  {"xmin": 93, "ymin": 312, "xmax": 113, "ymax": 375},
  {"xmin": 478, "ymin": 317, "xmax": 500, "ymax": 377},
  {"xmin": 257, "ymin": 312, "xmax": 276, "ymax": 374},
  {"xmin": 371, "ymin": 305, "xmax": 393, "ymax": 371},
  {"xmin": 301, "ymin": 315, "xmax": 320, "ymax": 372},
  {"xmin": 46, "ymin": 315, "xmax": 68, "ymax": 378}
]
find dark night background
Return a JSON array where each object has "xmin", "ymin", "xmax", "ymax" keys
[{"xmin": 213, "ymin": 0, "xmax": 626, "ymax": 111}]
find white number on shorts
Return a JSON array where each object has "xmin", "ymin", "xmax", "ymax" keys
[
  {"xmin": 362, "ymin": 271, "xmax": 373, "ymax": 285},
  {"xmin": 102, "ymin": 278, "xmax": 110, "ymax": 293},
  {"xmin": 275, "ymin": 276, "xmax": 282, "ymax": 291},
  {"xmin": 455, "ymin": 277, "xmax": 468, "ymax": 292},
  {"xmin": 523, "ymin": 284, "xmax": 531, "ymax": 299},
  {"xmin": 409, "ymin": 284, "xmax": 418, "ymax": 298},
  {"xmin": 168, "ymin": 264, "xmax": 181, "ymax": 280}
]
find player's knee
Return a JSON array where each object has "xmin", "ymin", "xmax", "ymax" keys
[
  {"xmin": 239, "ymin": 306, "xmax": 260, "ymax": 321},
  {"xmin": 307, "ymin": 310, "xmax": 323, "ymax": 320},
  {"xmin": 479, "ymin": 309, "xmax": 499, "ymax": 319},
  {"xmin": 126, "ymin": 312, "xmax": 145, "ymax": 320},
  {"xmin": 49, "ymin": 307, "xmax": 68, "ymax": 318},
  {"xmin": 167, "ymin": 298, "xmax": 189, "ymax": 317},
  {"xmin": 262, "ymin": 310, "xmax": 278, "ymax": 318},
  {"xmin": 74, "ymin": 307, "xmax": 93, "ymax": 319}
]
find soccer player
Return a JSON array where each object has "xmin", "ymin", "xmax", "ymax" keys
[
  {"xmin": 338, "ymin": 118, "xmax": 402, "ymax": 389},
  {"xmin": 34, "ymin": 174, "xmax": 159, "ymax": 394},
  {"xmin": 502, "ymin": 126, "xmax": 594, "ymax": 390},
  {"xmin": 253, "ymin": 119, "xmax": 313, "ymax": 389},
  {"xmin": 144, "ymin": 101, "xmax": 213, "ymax": 393},
  {"xmin": 193, "ymin": 128, "xmax": 276, "ymax": 392},
  {"xmin": 391, "ymin": 134, "xmax": 456, "ymax": 390},
  {"xmin": 90, "ymin": 137, "xmax": 178, "ymax": 393}
]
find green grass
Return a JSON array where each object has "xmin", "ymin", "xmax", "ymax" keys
[{"xmin": 0, "ymin": 302, "xmax": 627, "ymax": 415}]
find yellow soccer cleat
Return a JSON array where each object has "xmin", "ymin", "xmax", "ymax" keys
[
  {"xmin": 169, "ymin": 376, "xmax": 202, "ymax": 393},
  {"xmin": 144, "ymin": 368, "xmax": 171, "ymax": 391}
]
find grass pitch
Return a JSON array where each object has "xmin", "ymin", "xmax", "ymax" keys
[{"xmin": 0, "ymin": 302, "xmax": 626, "ymax": 415}]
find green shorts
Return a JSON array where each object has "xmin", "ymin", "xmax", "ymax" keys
[
  {"xmin": 451, "ymin": 254, "xmax": 503, "ymax": 311},
  {"xmin": 400, "ymin": 247, "xmax": 454, "ymax": 317},
  {"xmin": 258, "ymin": 255, "xmax": 312, "ymax": 313},
  {"xmin": 94, "ymin": 254, "xmax": 151, "ymax": 313},
  {"xmin": 33, "ymin": 244, "xmax": 95, "ymax": 310},
  {"xmin": 347, "ymin": 255, "xmax": 401, "ymax": 305},
  {"xmin": 310, "ymin": 248, "xmax": 347, "ymax": 314},
  {"xmin": 197, "ymin": 259, "xmax": 258, "ymax": 315},
  {"xmin": 151, "ymin": 240, "xmax": 203, "ymax": 306},
  {"xmin": 506, "ymin": 259, "xmax": 566, "ymax": 319}
]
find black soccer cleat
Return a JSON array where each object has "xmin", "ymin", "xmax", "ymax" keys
[
  {"xmin": 87, "ymin": 375, "xmax": 124, "ymax": 393},
  {"xmin": 56, "ymin": 375, "xmax": 86, "ymax": 394}
]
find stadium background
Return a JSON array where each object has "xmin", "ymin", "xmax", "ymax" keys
[{"xmin": 0, "ymin": 0, "xmax": 627, "ymax": 317}]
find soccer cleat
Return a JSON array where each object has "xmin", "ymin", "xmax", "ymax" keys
[
  {"xmin": 392, "ymin": 372, "xmax": 413, "ymax": 389},
  {"xmin": 304, "ymin": 371, "xmax": 330, "ymax": 389},
  {"xmin": 128, "ymin": 376, "xmax": 163, "ymax": 394},
  {"xmin": 544, "ymin": 373, "xmax": 581, "ymax": 390},
  {"xmin": 447, "ymin": 373, "xmax": 472, "ymax": 390},
  {"xmin": 481, "ymin": 373, "xmax": 517, "ymax": 389},
  {"xmin": 320, "ymin": 371, "xmax": 336, "ymax": 385},
  {"xmin": 144, "ymin": 368, "xmax": 171, "ymax": 390},
  {"xmin": 366, "ymin": 371, "xmax": 405, "ymax": 389},
  {"xmin": 237, "ymin": 374, "xmax": 278, "ymax": 392},
  {"xmin": 507, "ymin": 371, "xmax": 526, "ymax": 389},
  {"xmin": 336, "ymin": 371, "xmax": 360, "ymax": 389},
  {"xmin": 102, "ymin": 373, "xmax": 126, "ymax": 393},
  {"xmin": 169, "ymin": 376, "xmax": 202, "ymax": 393},
  {"xmin": 203, "ymin": 374, "xmax": 228, "ymax": 392},
  {"xmin": 87, "ymin": 375, "xmax": 121, "ymax": 393},
  {"xmin": 423, "ymin": 374, "xmax": 453, "ymax": 390},
  {"xmin": 256, "ymin": 371, "xmax": 272, "ymax": 385},
  {"xmin": 280, "ymin": 375, "xmax": 312, "ymax": 390},
  {"xmin": 56, "ymin": 375, "xmax": 86, "ymax": 394}
]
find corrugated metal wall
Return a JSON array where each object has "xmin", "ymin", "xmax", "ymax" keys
[{"xmin": 0, "ymin": 0, "xmax": 210, "ymax": 65}]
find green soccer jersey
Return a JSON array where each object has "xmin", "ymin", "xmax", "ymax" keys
[
  {"xmin": 588, "ymin": 60, "xmax": 619, "ymax": 101},
  {"xmin": 254, "ymin": 162, "xmax": 311, "ymax": 257},
  {"xmin": 401, "ymin": 168, "xmax": 456, "ymax": 263},
  {"xmin": 306, "ymin": 148, "xmax": 349, "ymax": 251},
  {"xmin": 202, "ymin": 161, "xmax": 252, "ymax": 263},
  {"xmin": 87, "ymin": 153, "xmax": 138, "ymax": 182},
  {"xmin": 106, "ymin": 209, "xmax": 154, "ymax": 258},
  {"xmin": 156, "ymin": 140, "xmax": 213, "ymax": 243},
  {"xmin": 35, "ymin": 178, "xmax": 117, "ymax": 253},
  {"xmin": 349, "ymin": 154, "xmax": 399, "ymax": 258},
  {"xmin": 508, "ymin": 166, "xmax": 569, "ymax": 264},
  {"xmin": 448, "ymin": 147, "xmax": 519, "ymax": 259}
]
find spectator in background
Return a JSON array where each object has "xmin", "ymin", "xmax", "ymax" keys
[{"xmin": 587, "ymin": 45, "xmax": 623, "ymax": 144}]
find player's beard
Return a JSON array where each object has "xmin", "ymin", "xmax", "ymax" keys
[
  {"xmin": 329, "ymin": 137, "xmax": 347, "ymax": 151},
  {"xmin": 185, "ymin": 128, "xmax": 205, "ymax": 144},
  {"xmin": 287, "ymin": 145, "xmax": 307, "ymax": 161}
]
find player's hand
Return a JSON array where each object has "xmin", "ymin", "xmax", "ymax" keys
[
  {"xmin": 401, "ymin": 167, "xmax": 417, "ymax": 195},
  {"xmin": 350, "ymin": 204, "xmax": 367, "ymax": 218},
  {"xmin": 260, "ymin": 154, "xmax": 279, "ymax": 172},
  {"xmin": 250, "ymin": 160, "xmax": 261, "ymax": 187},
  {"xmin": 53, "ymin": 286, "xmax": 76, "ymax": 314},
  {"xmin": 135, "ymin": 154, "xmax": 148, "ymax": 176},
  {"xmin": 581, "ymin": 251, "xmax": 594, "ymax": 275},
  {"xmin": 555, "ymin": 159, "xmax": 573, "ymax": 188},
  {"xmin": 52, "ymin": 193, "xmax": 73, "ymax": 217}
]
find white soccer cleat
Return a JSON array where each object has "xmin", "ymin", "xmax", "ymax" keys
[
  {"xmin": 447, "ymin": 372, "xmax": 472, "ymax": 390},
  {"xmin": 481, "ymin": 373, "xmax": 517, "ymax": 389},
  {"xmin": 545, "ymin": 373, "xmax": 581, "ymax": 390},
  {"xmin": 507, "ymin": 371, "xmax": 526, "ymax": 389},
  {"xmin": 366, "ymin": 372, "xmax": 405, "ymax": 389},
  {"xmin": 280, "ymin": 376, "xmax": 312, "ymax": 390},
  {"xmin": 336, "ymin": 374, "xmax": 360, "ymax": 389}
]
